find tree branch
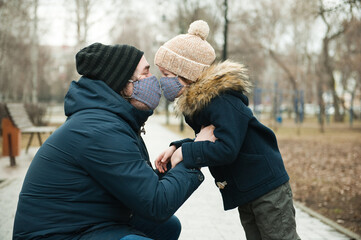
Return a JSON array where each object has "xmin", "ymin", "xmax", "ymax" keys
[
  {"xmin": 268, "ymin": 49, "xmax": 298, "ymax": 90},
  {"xmin": 318, "ymin": 0, "xmax": 331, "ymax": 35}
]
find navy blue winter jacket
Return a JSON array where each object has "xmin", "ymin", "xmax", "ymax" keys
[
  {"xmin": 172, "ymin": 61, "xmax": 289, "ymax": 210},
  {"xmin": 13, "ymin": 77, "xmax": 204, "ymax": 240}
]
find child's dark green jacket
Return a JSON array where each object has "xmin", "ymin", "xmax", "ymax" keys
[{"xmin": 172, "ymin": 61, "xmax": 290, "ymax": 210}]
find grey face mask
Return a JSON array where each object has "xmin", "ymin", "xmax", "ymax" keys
[
  {"xmin": 129, "ymin": 75, "xmax": 162, "ymax": 110},
  {"xmin": 159, "ymin": 76, "xmax": 184, "ymax": 102}
]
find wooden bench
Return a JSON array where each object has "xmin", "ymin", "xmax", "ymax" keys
[{"xmin": 5, "ymin": 103, "xmax": 56, "ymax": 154}]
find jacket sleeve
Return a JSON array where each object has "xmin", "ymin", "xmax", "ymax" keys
[
  {"xmin": 77, "ymin": 126, "xmax": 204, "ymax": 223},
  {"xmin": 181, "ymin": 95, "xmax": 251, "ymax": 168},
  {"xmin": 170, "ymin": 138, "xmax": 194, "ymax": 148}
]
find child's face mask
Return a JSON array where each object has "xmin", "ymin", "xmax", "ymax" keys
[
  {"xmin": 129, "ymin": 75, "xmax": 161, "ymax": 110},
  {"xmin": 159, "ymin": 76, "xmax": 184, "ymax": 102}
]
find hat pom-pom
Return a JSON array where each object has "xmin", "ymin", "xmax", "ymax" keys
[{"xmin": 188, "ymin": 20, "xmax": 209, "ymax": 40}]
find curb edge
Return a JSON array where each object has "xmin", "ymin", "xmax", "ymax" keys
[{"xmin": 295, "ymin": 201, "xmax": 361, "ymax": 240}]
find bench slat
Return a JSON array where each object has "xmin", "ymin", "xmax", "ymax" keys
[{"xmin": 5, "ymin": 103, "xmax": 55, "ymax": 134}]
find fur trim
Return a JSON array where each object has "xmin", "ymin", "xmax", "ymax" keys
[{"xmin": 176, "ymin": 60, "xmax": 251, "ymax": 117}]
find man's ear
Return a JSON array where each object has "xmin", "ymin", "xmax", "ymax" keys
[{"xmin": 120, "ymin": 81, "xmax": 132, "ymax": 98}]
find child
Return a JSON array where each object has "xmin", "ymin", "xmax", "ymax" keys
[{"xmin": 154, "ymin": 20, "xmax": 300, "ymax": 240}]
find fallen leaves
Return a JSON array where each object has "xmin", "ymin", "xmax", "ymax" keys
[{"xmin": 278, "ymin": 133, "xmax": 361, "ymax": 235}]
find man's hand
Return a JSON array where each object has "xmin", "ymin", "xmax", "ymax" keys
[
  {"xmin": 171, "ymin": 147, "xmax": 183, "ymax": 169},
  {"xmin": 154, "ymin": 145, "xmax": 176, "ymax": 173},
  {"xmin": 195, "ymin": 125, "xmax": 217, "ymax": 142}
]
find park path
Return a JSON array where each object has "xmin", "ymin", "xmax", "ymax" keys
[
  {"xmin": 143, "ymin": 115, "xmax": 353, "ymax": 240},
  {"xmin": 0, "ymin": 113, "xmax": 355, "ymax": 239}
]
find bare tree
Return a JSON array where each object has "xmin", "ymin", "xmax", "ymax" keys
[
  {"xmin": 58, "ymin": 0, "xmax": 97, "ymax": 101},
  {"xmin": 171, "ymin": 0, "xmax": 221, "ymax": 46},
  {"xmin": 31, "ymin": 0, "xmax": 39, "ymax": 104},
  {"xmin": 74, "ymin": 0, "xmax": 93, "ymax": 47},
  {"xmin": 334, "ymin": 18, "xmax": 361, "ymax": 124},
  {"xmin": 222, "ymin": 0, "xmax": 228, "ymax": 60},
  {"xmin": 0, "ymin": 0, "xmax": 32, "ymax": 102},
  {"xmin": 233, "ymin": 0, "xmax": 306, "ymax": 122},
  {"xmin": 317, "ymin": 0, "xmax": 360, "ymax": 122}
]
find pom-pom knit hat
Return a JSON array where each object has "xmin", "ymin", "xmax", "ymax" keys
[
  {"xmin": 154, "ymin": 20, "xmax": 216, "ymax": 82},
  {"xmin": 76, "ymin": 43, "xmax": 144, "ymax": 93}
]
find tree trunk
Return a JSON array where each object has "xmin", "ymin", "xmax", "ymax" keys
[
  {"xmin": 268, "ymin": 50, "xmax": 299, "ymax": 122},
  {"xmin": 316, "ymin": 80, "xmax": 325, "ymax": 133},
  {"xmin": 75, "ymin": 0, "xmax": 91, "ymax": 47},
  {"xmin": 31, "ymin": 0, "xmax": 39, "ymax": 104},
  {"xmin": 349, "ymin": 91, "xmax": 355, "ymax": 128},
  {"xmin": 322, "ymin": 37, "xmax": 343, "ymax": 122},
  {"xmin": 222, "ymin": 0, "xmax": 228, "ymax": 60}
]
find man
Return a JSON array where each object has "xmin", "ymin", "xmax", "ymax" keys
[{"xmin": 13, "ymin": 43, "xmax": 206, "ymax": 240}]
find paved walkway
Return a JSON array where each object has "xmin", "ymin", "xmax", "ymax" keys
[{"xmin": 0, "ymin": 114, "xmax": 356, "ymax": 239}]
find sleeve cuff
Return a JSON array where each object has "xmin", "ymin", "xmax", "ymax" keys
[
  {"xmin": 170, "ymin": 138, "xmax": 194, "ymax": 149},
  {"xmin": 182, "ymin": 142, "xmax": 206, "ymax": 168}
]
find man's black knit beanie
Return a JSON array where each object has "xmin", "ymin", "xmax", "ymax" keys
[{"xmin": 75, "ymin": 43, "xmax": 144, "ymax": 93}]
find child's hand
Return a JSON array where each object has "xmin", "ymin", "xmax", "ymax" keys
[
  {"xmin": 195, "ymin": 125, "xmax": 217, "ymax": 142},
  {"xmin": 171, "ymin": 147, "xmax": 183, "ymax": 169},
  {"xmin": 154, "ymin": 145, "xmax": 177, "ymax": 173}
]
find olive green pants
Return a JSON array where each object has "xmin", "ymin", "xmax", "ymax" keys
[{"xmin": 238, "ymin": 182, "xmax": 301, "ymax": 240}]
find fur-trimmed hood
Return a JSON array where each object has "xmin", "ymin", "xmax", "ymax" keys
[{"xmin": 176, "ymin": 60, "xmax": 252, "ymax": 116}]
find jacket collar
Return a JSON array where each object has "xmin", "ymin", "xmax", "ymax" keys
[
  {"xmin": 176, "ymin": 60, "xmax": 251, "ymax": 117},
  {"xmin": 64, "ymin": 77, "xmax": 152, "ymax": 133}
]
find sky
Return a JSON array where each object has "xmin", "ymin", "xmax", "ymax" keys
[
  {"xmin": 37, "ymin": 0, "xmax": 118, "ymax": 46},
  {"xmin": 36, "ymin": 0, "xmax": 343, "ymax": 47},
  {"xmin": 37, "ymin": 0, "xmax": 74, "ymax": 46}
]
